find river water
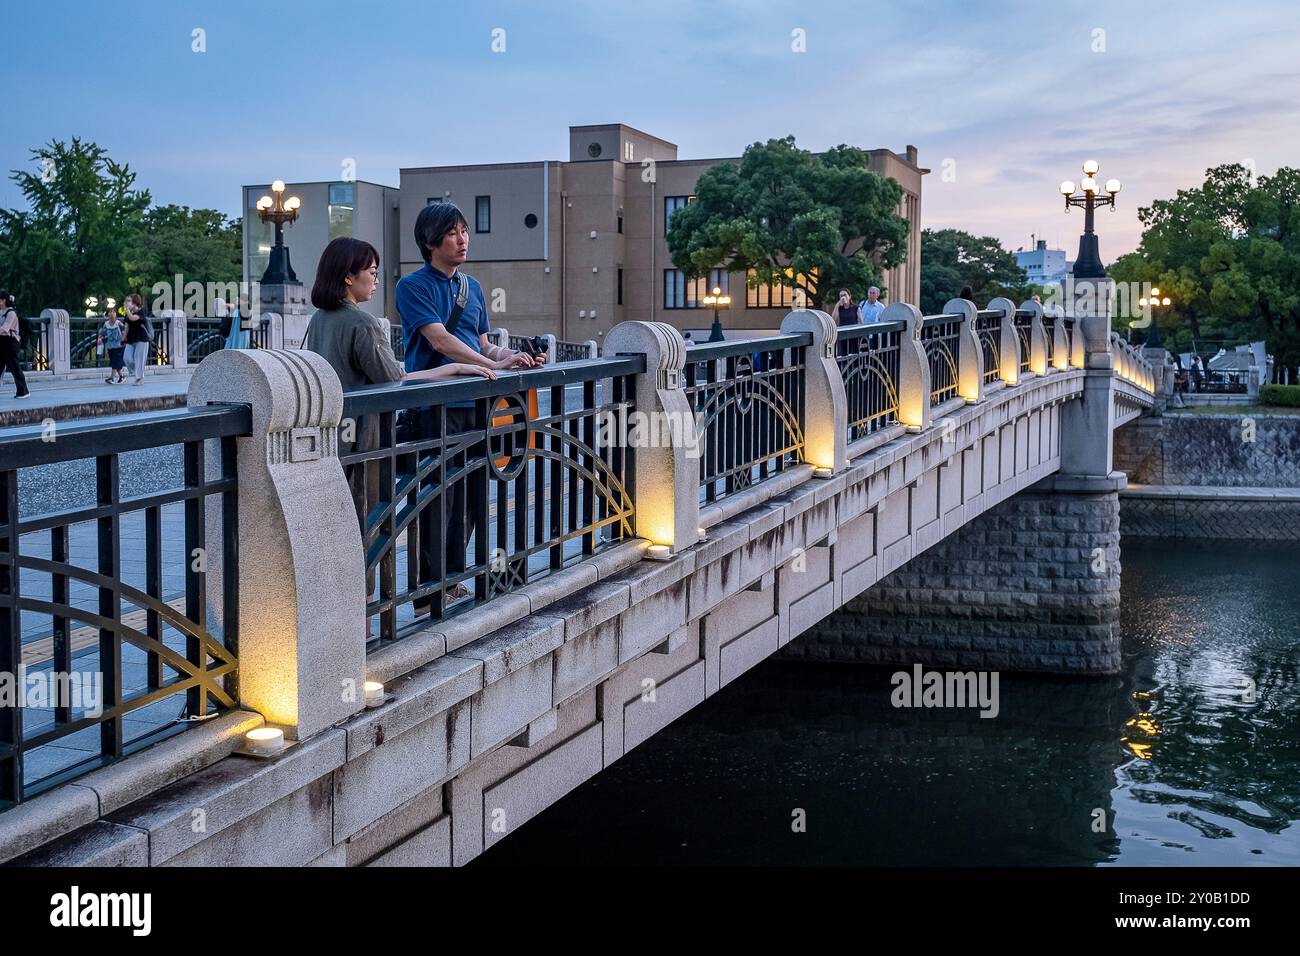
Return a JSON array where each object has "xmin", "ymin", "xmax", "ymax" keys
[{"xmin": 477, "ymin": 539, "xmax": 1300, "ymax": 866}]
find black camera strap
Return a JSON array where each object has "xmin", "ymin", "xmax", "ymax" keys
[{"xmin": 443, "ymin": 273, "xmax": 469, "ymax": 340}]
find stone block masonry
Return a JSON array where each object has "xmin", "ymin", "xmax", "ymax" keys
[
  {"xmin": 1115, "ymin": 414, "xmax": 1300, "ymax": 487},
  {"xmin": 787, "ymin": 489, "xmax": 1122, "ymax": 675}
]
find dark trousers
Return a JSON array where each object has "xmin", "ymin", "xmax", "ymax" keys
[
  {"xmin": 0, "ymin": 337, "xmax": 28, "ymax": 395},
  {"xmin": 416, "ymin": 405, "xmax": 488, "ymax": 589}
]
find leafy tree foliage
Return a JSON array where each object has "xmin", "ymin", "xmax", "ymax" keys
[
  {"xmin": 918, "ymin": 228, "xmax": 1033, "ymax": 314},
  {"xmin": 666, "ymin": 136, "xmax": 909, "ymax": 310}
]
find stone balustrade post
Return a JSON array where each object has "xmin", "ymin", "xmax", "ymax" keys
[
  {"xmin": 40, "ymin": 308, "xmax": 70, "ymax": 375},
  {"xmin": 987, "ymin": 297, "xmax": 1021, "ymax": 385},
  {"xmin": 1059, "ymin": 279, "xmax": 1117, "ymax": 479},
  {"xmin": 886, "ymin": 302, "xmax": 931, "ymax": 432},
  {"xmin": 584, "ymin": 339, "xmax": 599, "ymax": 359},
  {"xmin": 542, "ymin": 333, "xmax": 558, "ymax": 362},
  {"xmin": 491, "ymin": 327, "xmax": 509, "ymax": 350},
  {"xmin": 1046, "ymin": 306, "xmax": 1069, "ymax": 371},
  {"xmin": 160, "ymin": 310, "xmax": 187, "ymax": 366},
  {"xmin": 943, "ymin": 297, "xmax": 983, "ymax": 403},
  {"xmin": 781, "ymin": 309, "xmax": 847, "ymax": 473},
  {"xmin": 265, "ymin": 312, "xmax": 284, "ymax": 350},
  {"xmin": 188, "ymin": 349, "xmax": 367, "ymax": 740},
  {"xmin": 1068, "ymin": 316, "xmax": 1085, "ymax": 369},
  {"xmin": 1018, "ymin": 299, "xmax": 1049, "ymax": 376},
  {"xmin": 603, "ymin": 321, "xmax": 700, "ymax": 553}
]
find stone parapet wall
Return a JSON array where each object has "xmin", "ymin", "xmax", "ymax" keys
[
  {"xmin": 1115, "ymin": 414, "xmax": 1300, "ymax": 487},
  {"xmin": 1120, "ymin": 488, "xmax": 1300, "ymax": 540},
  {"xmin": 786, "ymin": 489, "xmax": 1121, "ymax": 675}
]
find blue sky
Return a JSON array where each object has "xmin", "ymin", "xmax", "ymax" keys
[{"xmin": 6, "ymin": 0, "xmax": 1298, "ymax": 258}]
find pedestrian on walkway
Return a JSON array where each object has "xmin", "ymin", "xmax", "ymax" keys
[
  {"xmin": 98, "ymin": 309, "xmax": 128, "ymax": 383},
  {"xmin": 122, "ymin": 293, "xmax": 151, "ymax": 385},
  {"xmin": 0, "ymin": 291, "xmax": 31, "ymax": 399},
  {"xmin": 833, "ymin": 290, "xmax": 860, "ymax": 326},
  {"xmin": 859, "ymin": 286, "xmax": 885, "ymax": 323},
  {"xmin": 396, "ymin": 201, "xmax": 540, "ymax": 611}
]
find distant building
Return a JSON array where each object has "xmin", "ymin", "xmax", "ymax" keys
[
  {"xmin": 1014, "ymin": 239, "xmax": 1070, "ymax": 286},
  {"xmin": 242, "ymin": 124, "xmax": 926, "ymax": 340}
]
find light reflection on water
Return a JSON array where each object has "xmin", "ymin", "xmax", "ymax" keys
[{"xmin": 476, "ymin": 539, "xmax": 1300, "ymax": 866}]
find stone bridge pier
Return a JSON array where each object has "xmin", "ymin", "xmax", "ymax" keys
[{"xmin": 788, "ymin": 478, "xmax": 1123, "ymax": 673}]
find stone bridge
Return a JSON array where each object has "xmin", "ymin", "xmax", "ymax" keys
[{"xmin": 0, "ymin": 288, "xmax": 1154, "ymax": 867}]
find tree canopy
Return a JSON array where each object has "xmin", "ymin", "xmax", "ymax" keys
[
  {"xmin": 1110, "ymin": 163, "xmax": 1300, "ymax": 368},
  {"xmin": 0, "ymin": 138, "xmax": 241, "ymax": 315},
  {"xmin": 918, "ymin": 228, "xmax": 1034, "ymax": 314},
  {"xmin": 665, "ymin": 136, "xmax": 910, "ymax": 310}
]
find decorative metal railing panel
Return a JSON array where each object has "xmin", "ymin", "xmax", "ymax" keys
[
  {"xmin": 16, "ymin": 318, "xmax": 50, "ymax": 373},
  {"xmin": 69, "ymin": 317, "xmax": 105, "ymax": 369},
  {"xmin": 1062, "ymin": 316, "xmax": 1074, "ymax": 367},
  {"xmin": 1014, "ymin": 309, "xmax": 1033, "ymax": 375},
  {"xmin": 975, "ymin": 310, "xmax": 1003, "ymax": 385},
  {"xmin": 685, "ymin": 335, "xmax": 807, "ymax": 503},
  {"xmin": 921, "ymin": 314, "xmax": 961, "ymax": 406},
  {"xmin": 340, "ymin": 358, "xmax": 642, "ymax": 648},
  {"xmin": 837, "ymin": 321, "xmax": 902, "ymax": 441},
  {"xmin": 187, "ymin": 319, "xmax": 225, "ymax": 363},
  {"xmin": 554, "ymin": 340, "xmax": 592, "ymax": 363},
  {"xmin": 0, "ymin": 406, "xmax": 247, "ymax": 809}
]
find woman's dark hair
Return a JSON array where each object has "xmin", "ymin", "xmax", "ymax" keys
[
  {"xmin": 312, "ymin": 237, "xmax": 380, "ymax": 310},
  {"xmin": 0, "ymin": 291, "xmax": 12, "ymax": 309},
  {"xmin": 959, "ymin": 286, "xmax": 974, "ymax": 300},
  {"xmin": 413, "ymin": 202, "xmax": 468, "ymax": 263}
]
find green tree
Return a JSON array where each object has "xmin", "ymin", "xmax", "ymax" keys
[
  {"xmin": 0, "ymin": 137, "xmax": 149, "ymax": 312},
  {"xmin": 666, "ymin": 136, "xmax": 909, "ymax": 310},
  {"xmin": 125, "ymin": 204, "xmax": 243, "ymax": 306},
  {"xmin": 918, "ymin": 228, "xmax": 1032, "ymax": 314},
  {"xmin": 1115, "ymin": 163, "xmax": 1300, "ymax": 368}
]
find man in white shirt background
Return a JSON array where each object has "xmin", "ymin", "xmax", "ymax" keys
[{"xmin": 859, "ymin": 286, "xmax": 885, "ymax": 323}]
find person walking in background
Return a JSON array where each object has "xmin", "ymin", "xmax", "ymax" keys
[
  {"xmin": 122, "ymin": 293, "xmax": 151, "ymax": 385},
  {"xmin": 859, "ymin": 286, "xmax": 885, "ymax": 323},
  {"xmin": 832, "ymin": 289, "xmax": 860, "ymax": 326},
  {"xmin": 0, "ymin": 291, "xmax": 31, "ymax": 399},
  {"xmin": 98, "ymin": 308, "xmax": 128, "ymax": 383}
]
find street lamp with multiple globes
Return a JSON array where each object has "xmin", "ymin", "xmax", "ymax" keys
[
  {"xmin": 1059, "ymin": 159, "xmax": 1122, "ymax": 279},
  {"xmin": 256, "ymin": 179, "xmax": 303, "ymax": 284},
  {"xmin": 703, "ymin": 284, "xmax": 731, "ymax": 342},
  {"xmin": 1136, "ymin": 286, "xmax": 1173, "ymax": 347}
]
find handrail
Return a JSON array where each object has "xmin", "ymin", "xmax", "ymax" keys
[{"xmin": 684, "ymin": 331, "xmax": 812, "ymax": 361}]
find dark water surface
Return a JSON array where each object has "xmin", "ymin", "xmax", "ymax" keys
[{"xmin": 476, "ymin": 540, "xmax": 1300, "ymax": 866}]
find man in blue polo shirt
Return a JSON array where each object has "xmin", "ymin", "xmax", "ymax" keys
[{"xmin": 396, "ymin": 201, "xmax": 541, "ymax": 610}]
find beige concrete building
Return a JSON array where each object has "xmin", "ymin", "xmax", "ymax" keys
[
  {"xmin": 398, "ymin": 124, "xmax": 924, "ymax": 343},
  {"xmin": 243, "ymin": 125, "xmax": 924, "ymax": 341}
]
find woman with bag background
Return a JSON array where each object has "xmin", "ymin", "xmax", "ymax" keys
[
  {"xmin": 0, "ymin": 291, "xmax": 31, "ymax": 399},
  {"xmin": 122, "ymin": 292, "xmax": 151, "ymax": 384}
]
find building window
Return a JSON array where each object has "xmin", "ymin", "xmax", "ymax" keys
[
  {"xmin": 663, "ymin": 195, "xmax": 695, "ymax": 234},
  {"xmin": 617, "ymin": 268, "xmax": 623, "ymax": 306},
  {"xmin": 624, "ymin": 141, "xmax": 635, "ymax": 161},
  {"xmin": 664, "ymin": 268, "xmax": 725, "ymax": 309},
  {"xmin": 328, "ymin": 183, "xmax": 354, "ymax": 240},
  {"xmin": 475, "ymin": 196, "xmax": 491, "ymax": 233},
  {"xmin": 746, "ymin": 268, "xmax": 812, "ymax": 308}
]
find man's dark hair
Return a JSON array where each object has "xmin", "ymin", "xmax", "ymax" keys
[
  {"xmin": 413, "ymin": 202, "xmax": 468, "ymax": 263},
  {"xmin": 311, "ymin": 237, "xmax": 380, "ymax": 310}
]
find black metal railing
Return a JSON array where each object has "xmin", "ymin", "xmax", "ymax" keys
[
  {"xmin": 554, "ymin": 340, "xmax": 592, "ymax": 363},
  {"xmin": 17, "ymin": 317, "xmax": 51, "ymax": 373},
  {"xmin": 340, "ymin": 358, "xmax": 641, "ymax": 647},
  {"xmin": 186, "ymin": 319, "xmax": 225, "ymax": 362},
  {"xmin": 389, "ymin": 324, "xmax": 405, "ymax": 363},
  {"xmin": 0, "ymin": 406, "xmax": 248, "ymax": 809},
  {"xmin": 246, "ymin": 318, "xmax": 272, "ymax": 350},
  {"xmin": 975, "ymin": 310, "xmax": 1003, "ymax": 385},
  {"xmin": 150, "ymin": 316, "xmax": 171, "ymax": 366},
  {"xmin": 69, "ymin": 317, "xmax": 105, "ymax": 369},
  {"xmin": 921, "ymin": 314, "xmax": 961, "ymax": 406},
  {"xmin": 837, "ymin": 320, "xmax": 902, "ymax": 442},
  {"xmin": 1014, "ymin": 309, "xmax": 1033, "ymax": 375},
  {"xmin": 684, "ymin": 334, "xmax": 807, "ymax": 503}
]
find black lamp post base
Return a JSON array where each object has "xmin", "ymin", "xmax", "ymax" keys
[{"xmin": 261, "ymin": 243, "xmax": 299, "ymax": 286}]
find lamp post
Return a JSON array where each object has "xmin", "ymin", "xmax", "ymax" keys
[
  {"xmin": 1059, "ymin": 160, "xmax": 1122, "ymax": 279},
  {"xmin": 1137, "ymin": 287, "xmax": 1172, "ymax": 348},
  {"xmin": 256, "ymin": 180, "xmax": 302, "ymax": 284},
  {"xmin": 703, "ymin": 284, "xmax": 731, "ymax": 343}
]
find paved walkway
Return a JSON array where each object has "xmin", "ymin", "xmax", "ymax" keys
[{"xmin": 0, "ymin": 372, "xmax": 190, "ymax": 428}]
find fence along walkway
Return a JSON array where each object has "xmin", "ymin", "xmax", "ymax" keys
[{"xmin": 0, "ymin": 297, "xmax": 1154, "ymax": 810}]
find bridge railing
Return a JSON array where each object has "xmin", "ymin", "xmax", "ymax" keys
[
  {"xmin": 975, "ymin": 309, "xmax": 1005, "ymax": 386},
  {"xmin": 920, "ymin": 313, "xmax": 962, "ymax": 407},
  {"xmin": 684, "ymin": 332, "xmax": 809, "ymax": 504},
  {"xmin": 0, "ymin": 406, "xmax": 247, "ymax": 809},
  {"xmin": 16, "ymin": 317, "xmax": 52, "ymax": 375},
  {"xmin": 340, "ymin": 356, "xmax": 642, "ymax": 648},
  {"xmin": 837, "ymin": 319, "xmax": 903, "ymax": 441}
]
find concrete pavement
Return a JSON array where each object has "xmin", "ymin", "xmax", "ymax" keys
[{"xmin": 0, "ymin": 371, "xmax": 190, "ymax": 428}]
